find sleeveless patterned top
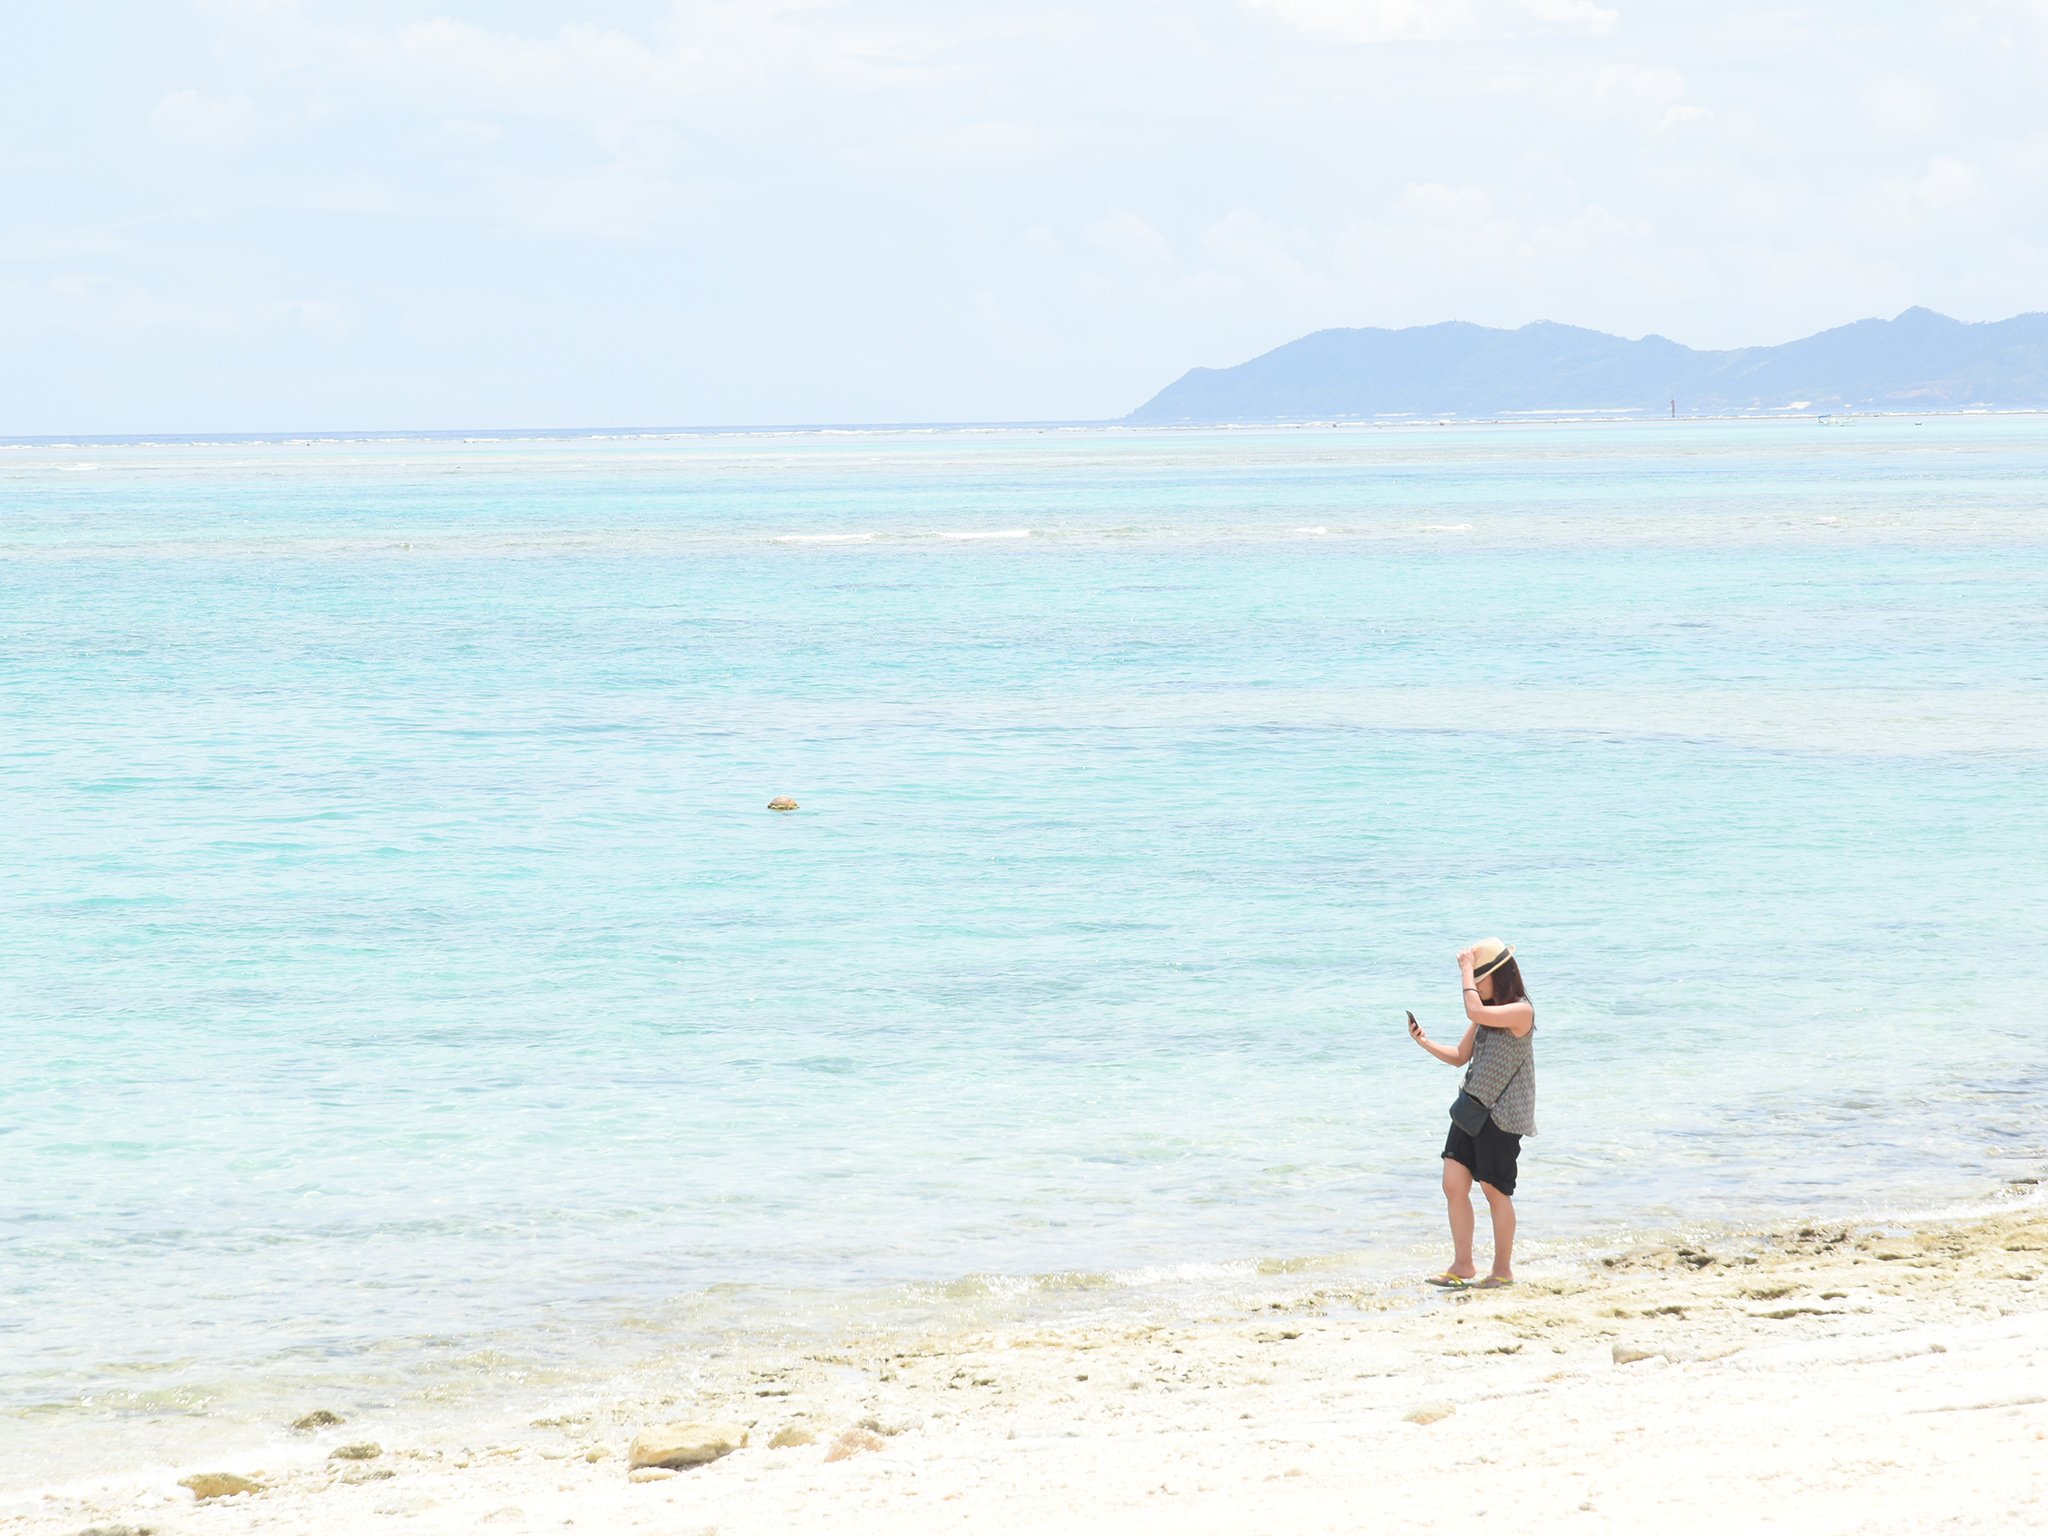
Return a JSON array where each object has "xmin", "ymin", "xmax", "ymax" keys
[{"xmin": 1462, "ymin": 1022, "xmax": 1537, "ymax": 1136}]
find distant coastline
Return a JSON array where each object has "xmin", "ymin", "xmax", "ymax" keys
[{"xmin": 1127, "ymin": 307, "xmax": 2048, "ymax": 425}]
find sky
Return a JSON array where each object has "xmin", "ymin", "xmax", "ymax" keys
[{"xmin": 4, "ymin": 1, "xmax": 2046, "ymax": 431}]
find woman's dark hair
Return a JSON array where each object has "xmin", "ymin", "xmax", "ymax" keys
[{"xmin": 1485, "ymin": 956, "xmax": 1528, "ymax": 1005}]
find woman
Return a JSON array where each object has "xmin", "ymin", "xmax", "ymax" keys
[{"xmin": 1406, "ymin": 939, "xmax": 1535, "ymax": 1289}]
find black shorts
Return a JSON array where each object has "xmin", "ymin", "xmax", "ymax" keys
[{"xmin": 1442, "ymin": 1118, "xmax": 1522, "ymax": 1197}]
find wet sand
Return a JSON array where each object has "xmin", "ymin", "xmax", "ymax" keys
[{"xmin": 12, "ymin": 1209, "xmax": 2048, "ymax": 1535}]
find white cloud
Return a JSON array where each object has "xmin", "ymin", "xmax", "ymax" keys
[
  {"xmin": 1590, "ymin": 65, "xmax": 1686, "ymax": 114},
  {"xmin": 1198, "ymin": 209, "xmax": 1327, "ymax": 306},
  {"xmin": 0, "ymin": 223, "xmax": 153, "ymax": 261},
  {"xmin": 0, "ymin": 271, "xmax": 340, "ymax": 343},
  {"xmin": 1388, "ymin": 183, "xmax": 1515, "ymax": 248},
  {"xmin": 1243, "ymin": 0, "xmax": 1478, "ymax": 43},
  {"xmin": 1243, "ymin": 0, "xmax": 1615, "ymax": 42},
  {"xmin": 149, "ymin": 89, "xmax": 259, "ymax": 149},
  {"xmin": 308, "ymin": 3, "xmax": 945, "ymax": 122},
  {"xmin": 1906, "ymin": 156, "xmax": 1982, "ymax": 211},
  {"xmin": 286, "ymin": 298, "xmax": 348, "ymax": 341},
  {"xmin": 1087, "ymin": 211, "xmax": 1176, "ymax": 270},
  {"xmin": 291, "ymin": 172, "xmax": 406, "ymax": 214},
  {"xmin": 196, "ymin": 0, "xmax": 306, "ymax": 15},
  {"xmin": 912, "ymin": 119, "xmax": 1070, "ymax": 165},
  {"xmin": 1524, "ymin": 0, "xmax": 1617, "ymax": 30},
  {"xmin": 1201, "ymin": 209, "xmax": 1303, "ymax": 273},
  {"xmin": 851, "ymin": 117, "xmax": 1074, "ymax": 169},
  {"xmin": 437, "ymin": 119, "xmax": 505, "ymax": 148},
  {"xmin": 1865, "ymin": 77, "xmax": 1938, "ymax": 137}
]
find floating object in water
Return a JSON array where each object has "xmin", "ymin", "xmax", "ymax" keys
[{"xmin": 768, "ymin": 797, "xmax": 799, "ymax": 812}]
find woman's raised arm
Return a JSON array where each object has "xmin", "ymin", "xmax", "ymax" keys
[{"xmin": 1459, "ymin": 947, "xmax": 1534, "ymax": 1037}]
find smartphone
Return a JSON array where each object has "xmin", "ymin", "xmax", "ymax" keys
[{"xmin": 1406, "ymin": 1010, "xmax": 1419, "ymax": 1033}]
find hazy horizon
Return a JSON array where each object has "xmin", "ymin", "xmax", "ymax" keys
[{"xmin": 11, "ymin": 305, "xmax": 2046, "ymax": 439}]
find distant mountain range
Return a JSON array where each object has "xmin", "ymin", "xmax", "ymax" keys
[{"xmin": 1125, "ymin": 307, "xmax": 2048, "ymax": 423}]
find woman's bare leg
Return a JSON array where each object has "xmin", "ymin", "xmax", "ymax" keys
[
  {"xmin": 1441, "ymin": 1158, "xmax": 1477, "ymax": 1278},
  {"xmin": 1479, "ymin": 1181, "xmax": 1516, "ymax": 1279}
]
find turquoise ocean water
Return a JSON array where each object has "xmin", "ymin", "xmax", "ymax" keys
[{"xmin": 4, "ymin": 418, "xmax": 2046, "ymax": 1485}]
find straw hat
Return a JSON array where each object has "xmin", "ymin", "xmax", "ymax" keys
[{"xmin": 1469, "ymin": 938, "xmax": 1515, "ymax": 980}]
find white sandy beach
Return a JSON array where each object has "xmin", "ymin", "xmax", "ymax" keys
[{"xmin": 11, "ymin": 1209, "xmax": 2048, "ymax": 1536}]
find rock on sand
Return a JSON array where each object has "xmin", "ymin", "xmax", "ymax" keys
[
  {"xmin": 179, "ymin": 1473, "xmax": 261, "ymax": 1500},
  {"xmin": 626, "ymin": 1422, "xmax": 749, "ymax": 1470},
  {"xmin": 1402, "ymin": 1402, "xmax": 1455, "ymax": 1425},
  {"xmin": 824, "ymin": 1428, "xmax": 887, "ymax": 1462}
]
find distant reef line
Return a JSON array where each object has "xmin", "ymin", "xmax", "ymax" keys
[{"xmin": 1125, "ymin": 308, "xmax": 2048, "ymax": 424}]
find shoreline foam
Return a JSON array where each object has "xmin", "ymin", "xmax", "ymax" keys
[{"xmin": 11, "ymin": 1207, "xmax": 2046, "ymax": 1534}]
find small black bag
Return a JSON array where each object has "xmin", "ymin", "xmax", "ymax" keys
[{"xmin": 1448, "ymin": 1090, "xmax": 1490, "ymax": 1136}]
